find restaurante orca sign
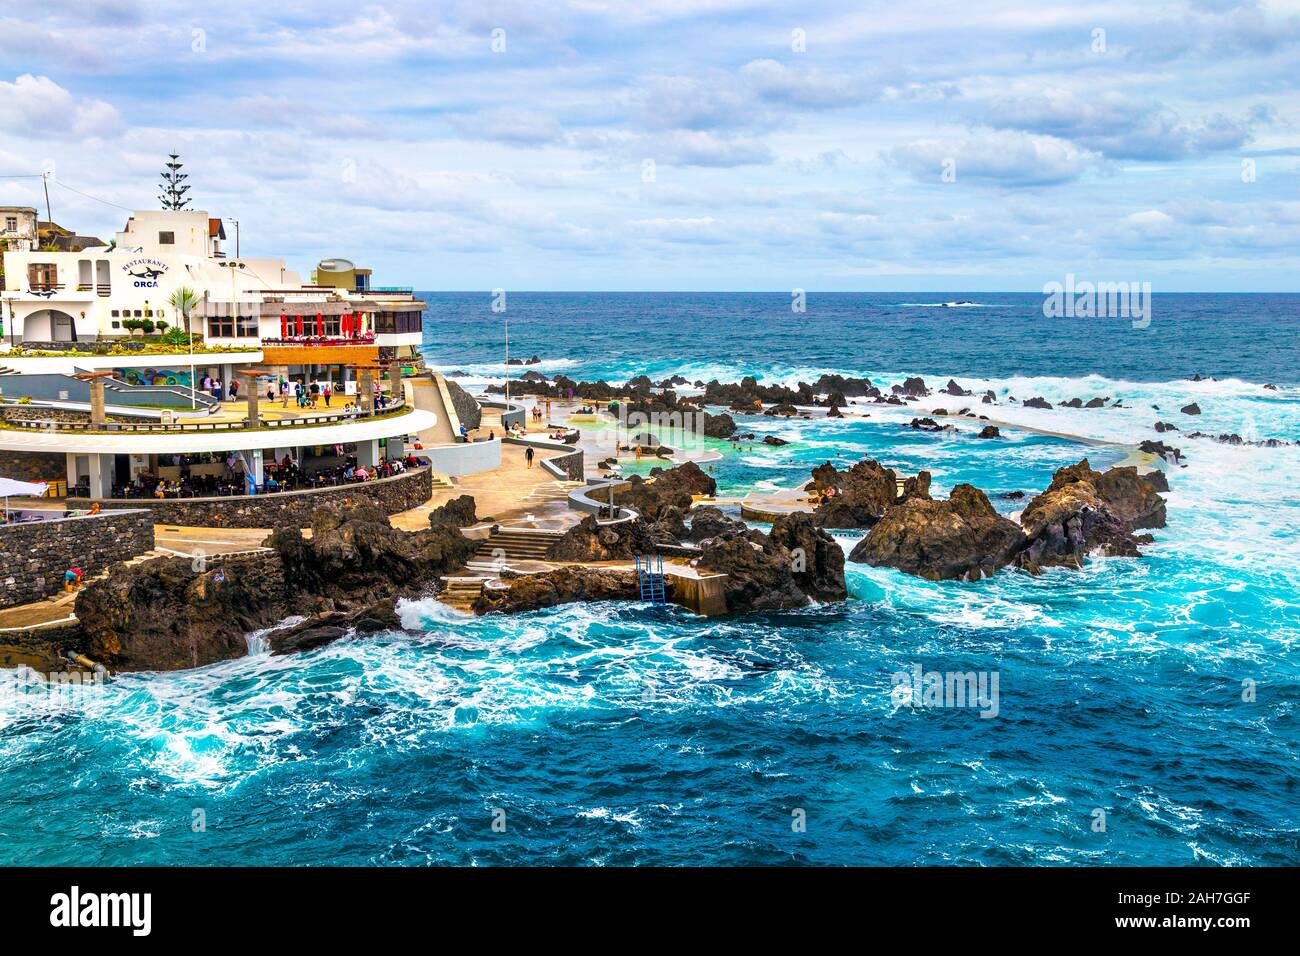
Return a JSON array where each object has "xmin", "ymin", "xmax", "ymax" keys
[{"xmin": 122, "ymin": 258, "xmax": 169, "ymax": 287}]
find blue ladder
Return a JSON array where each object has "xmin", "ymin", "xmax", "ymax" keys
[{"xmin": 635, "ymin": 554, "xmax": 666, "ymax": 605}]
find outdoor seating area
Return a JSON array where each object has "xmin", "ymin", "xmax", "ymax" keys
[{"xmin": 65, "ymin": 451, "xmax": 428, "ymax": 500}]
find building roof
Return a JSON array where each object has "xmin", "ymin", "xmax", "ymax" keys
[{"xmin": 36, "ymin": 221, "xmax": 106, "ymax": 252}]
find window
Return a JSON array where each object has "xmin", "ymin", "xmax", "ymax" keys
[
  {"xmin": 27, "ymin": 263, "xmax": 58, "ymax": 289},
  {"xmin": 373, "ymin": 310, "xmax": 422, "ymax": 335},
  {"xmin": 4, "ymin": 217, "xmax": 15, "ymax": 232},
  {"xmin": 208, "ymin": 314, "xmax": 260, "ymax": 338},
  {"xmin": 111, "ymin": 310, "xmax": 119, "ymax": 317},
  {"xmin": 111, "ymin": 321, "xmax": 121, "ymax": 329},
  {"xmin": 134, "ymin": 310, "xmax": 142, "ymax": 317},
  {"xmin": 159, "ymin": 231, "xmax": 174, "ymax": 244}
]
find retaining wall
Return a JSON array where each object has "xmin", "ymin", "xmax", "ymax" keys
[{"xmin": 0, "ymin": 509, "xmax": 153, "ymax": 608}]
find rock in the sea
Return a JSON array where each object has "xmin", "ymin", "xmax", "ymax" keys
[
  {"xmin": 848, "ymin": 484, "xmax": 1025, "ymax": 581},
  {"xmin": 891, "ymin": 376, "xmax": 930, "ymax": 398},
  {"xmin": 703, "ymin": 411, "xmax": 737, "ymax": 438},
  {"xmin": 807, "ymin": 459, "xmax": 929, "ymax": 529},
  {"xmin": 1138, "ymin": 439, "xmax": 1183, "ymax": 464},
  {"xmin": 1022, "ymin": 396, "xmax": 1053, "ymax": 409},
  {"xmin": 763, "ymin": 403, "xmax": 800, "ymax": 417},
  {"xmin": 762, "ymin": 435, "xmax": 789, "ymax": 446},
  {"xmin": 697, "ymin": 512, "xmax": 846, "ymax": 611},
  {"xmin": 269, "ymin": 598, "xmax": 402, "ymax": 656},
  {"xmin": 941, "ymin": 379, "xmax": 973, "ymax": 396},
  {"xmin": 826, "ymin": 405, "xmax": 843, "ymax": 418},
  {"xmin": 977, "ymin": 425, "xmax": 1002, "ymax": 439},
  {"xmin": 1181, "ymin": 402, "xmax": 1202, "ymax": 415},
  {"xmin": 1154, "ymin": 421, "xmax": 1178, "ymax": 433},
  {"xmin": 1085, "ymin": 397, "xmax": 1108, "ymax": 408},
  {"xmin": 981, "ymin": 390, "xmax": 997, "ymax": 404},
  {"xmin": 1015, "ymin": 460, "xmax": 1166, "ymax": 573}
]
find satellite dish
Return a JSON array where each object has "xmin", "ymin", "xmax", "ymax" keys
[{"xmin": 317, "ymin": 258, "xmax": 355, "ymax": 273}]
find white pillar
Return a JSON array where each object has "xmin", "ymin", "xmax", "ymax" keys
[
  {"xmin": 356, "ymin": 439, "xmax": 379, "ymax": 468},
  {"xmin": 65, "ymin": 453, "xmax": 78, "ymax": 487},
  {"xmin": 87, "ymin": 453, "xmax": 113, "ymax": 499}
]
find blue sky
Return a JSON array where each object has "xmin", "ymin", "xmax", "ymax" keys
[{"xmin": 1, "ymin": 0, "xmax": 1298, "ymax": 291}]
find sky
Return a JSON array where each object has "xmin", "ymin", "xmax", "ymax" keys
[{"xmin": 1, "ymin": 0, "xmax": 1298, "ymax": 291}]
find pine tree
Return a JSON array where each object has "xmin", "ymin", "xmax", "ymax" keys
[{"xmin": 159, "ymin": 153, "xmax": 191, "ymax": 210}]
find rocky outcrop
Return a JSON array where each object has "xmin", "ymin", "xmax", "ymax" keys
[
  {"xmin": 545, "ymin": 515, "xmax": 658, "ymax": 562},
  {"xmin": 762, "ymin": 435, "xmax": 789, "ymax": 446},
  {"xmin": 848, "ymin": 485, "xmax": 1025, "ymax": 581},
  {"xmin": 75, "ymin": 500, "xmax": 478, "ymax": 672},
  {"xmin": 702, "ymin": 411, "xmax": 737, "ymax": 438},
  {"xmin": 442, "ymin": 377, "xmax": 483, "ymax": 430},
  {"xmin": 1085, "ymin": 397, "xmax": 1108, "ymax": 408},
  {"xmin": 941, "ymin": 379, "xmax": 973, "ymax": 396},
  {"xmin": 977, "ymin": 425, "xmax": 1001, "ymax": 438},
  {"xmin": 473, "ymin": 567, "xmax": 641, "ymax": 614},
  {"xmin": 683, "ymin": 506, "xmax": 749, "ymax": 543},
  {"xmin": 268, "ymin": 501, "xmax": 476, "ymax": 608},
  {"xmin": 1022, "ymin": 396, "xmax": 1053, "ymax": 409},
  {"xmin": 806, "ymin": 459, "xmax": 929, "ymax": 529},
  {"xmin": 268, "ymin": 598, "xmax": 403, "ymax": 656},
  {"xmin": 1015, "ymin": 460, "xmax": 1166, "ymax": 573},
  {"xmin": 428, "ymin": 494, "xmax": 479, "ymax": 529},
  {"xmin": 891, "ymin": 376, "xmax": 930, "ymax": 398},
  {"xmin": 697, "ymin": 513, "xmax": 845, "ymax": 612},
  {"xmin": 75, "ymin": 553, "xmax": 288, "ymax": 672},
  {"xmin": 1181, "ymin": 402, "xmax": 1202, "ymax": 415}
]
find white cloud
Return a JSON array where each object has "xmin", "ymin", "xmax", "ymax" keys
[
  {"xmin": 0, "ymin": 74, "xmax": 122, "ymax": 139},
  {"xmin": 887, "ymin": 128, "xmax": 1101, "ymax": 186}
]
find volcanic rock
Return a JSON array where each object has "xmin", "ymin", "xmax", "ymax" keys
[
  {"xmin": 1181, "ymin": 402, "xmax": 1202, "ymax": 415},
  {"xmin": 848, "ymin": 484, "xmax": 1025, "ymax": 581},
  {"xmin": 428, "ymin": 494, "xmax": 479, "ymax": 529}
]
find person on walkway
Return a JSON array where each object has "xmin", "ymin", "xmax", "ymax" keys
[
  {"xmin": 323, "ymin": 384, "xmax": 332, "ymax": 407},
  {"xmin": 230, "ymin": 379, "xmax": 239, "ymax": 400},
  {"xmin": 525, "ymin": 446, "xmax": 536, "ymax": 468},
  {"xmin": 280, "ymin": 379, "xmax": 289, "ymax": 407},
  {"xmin": 64, "ymin": 567, "xmax": 83, "ymax": 592}
]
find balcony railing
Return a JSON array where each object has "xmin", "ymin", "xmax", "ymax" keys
[{"xmin": 2, "ymin": 398, "xmax": 407, "ymax": 434}]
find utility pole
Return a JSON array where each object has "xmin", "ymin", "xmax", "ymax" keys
[
  {"xmin": 226, "ymin": 218, "xmax": 240, "ymax": 258},
  {"xmin": 504, "ymin": 312, "xmax": 510, "ymax": 403},
  {"xmin": 41, "ymin": 172, "xmax": 52, "ymax": 237}
]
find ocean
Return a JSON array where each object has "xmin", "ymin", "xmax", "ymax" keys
[{"xmin": 1, "ymin": 292, "xmax": 1296, "ymax": 865}]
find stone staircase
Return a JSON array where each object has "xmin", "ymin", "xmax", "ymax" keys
[
  {"xmin": 438, "ymin": 576, "xmax": 486, "ymax": 612},
  {"xmin": 470, "ymin": 528, "xmax": 565, "ymax": 564}
]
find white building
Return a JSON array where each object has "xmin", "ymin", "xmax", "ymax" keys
[
  {"xmin": 0, "ymin": 207, "xmax": 424, "ymax": 390},
  {"xmin": 0, "ymin": 207, "xmax": 39, "ymax": 253}
]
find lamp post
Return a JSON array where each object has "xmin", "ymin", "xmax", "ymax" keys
[{"xmin": 504, "ymin": 311, "xmax": 510, "ymax": 403}]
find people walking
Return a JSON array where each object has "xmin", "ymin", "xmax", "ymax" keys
[{"xmin": 525, "ymin": 446, "xmax": 535, "ymax": 468}]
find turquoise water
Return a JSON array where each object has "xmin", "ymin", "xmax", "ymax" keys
[{"xmin": 1, "ymin": 293, "xmax": 1297, "ymax": 865}]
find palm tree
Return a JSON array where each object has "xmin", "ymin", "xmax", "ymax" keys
[{"xmin": 168, "ymin": 286, "xmax": 200, "ymax": 408}]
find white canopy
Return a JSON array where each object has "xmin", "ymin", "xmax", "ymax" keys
[{"xmin": 0, "ymin": 477, "xmax": 48, "ymax": 497}]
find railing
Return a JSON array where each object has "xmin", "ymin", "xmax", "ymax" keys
[
  {"xmin": 26, "ymin": 283, "xmax": 65, "ymax": 294},
  {"xmin": 3, "ymin": 398, "xmax": 407, "ymax": 434},
  {"xmin": 261, "ymin": 335, "xmax": 376, "ymax": 346}
]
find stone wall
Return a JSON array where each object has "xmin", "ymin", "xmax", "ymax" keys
[
  {"xmin": 0, "ymin": 510, "xmax": 153, "ymax": 608},
  {"xmin": 83, "ymin": 465, "xmax": 432, "ymax": 528},
  {"xmin": 1, "ymin": 450, "xmax": 65, "ymax": 483}
]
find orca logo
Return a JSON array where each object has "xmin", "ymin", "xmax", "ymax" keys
[{"xmin": 122, "ymin": 258, "xmax": 169, "ymax": 288}]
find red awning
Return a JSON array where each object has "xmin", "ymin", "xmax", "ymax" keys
[
  {"xmin": 316, "ymin": 312, "xmax": 323, "ymax": 337},
  {"xmin": 295, "ymin": 314, "xmax": 304, "ymax": 335},
  {"xmin": 343, "ymin": 313, "xmax": 351, "ymax": 337},
  {"xmin": 280, "ymin": 314, "xmax": 287, "ymax": 338}
]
